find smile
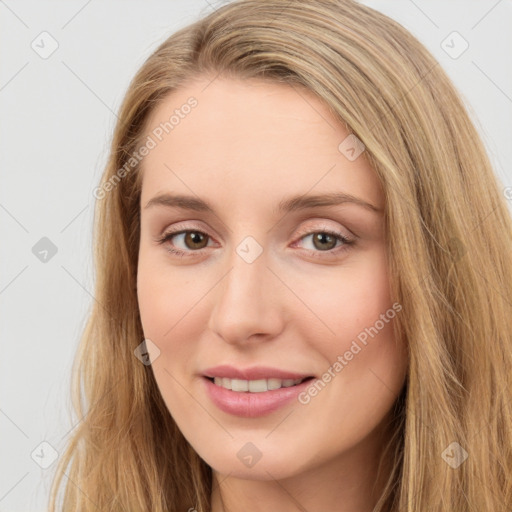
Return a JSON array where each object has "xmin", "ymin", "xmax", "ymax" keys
[
  {"xmin": 209, "ymin": 376, "xmax": 310, "ymax": 392},
  {"xmin": 202, "ymin": 374, "xmax": 315, "ymax": 417}
]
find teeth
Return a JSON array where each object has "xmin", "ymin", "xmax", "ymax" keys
[
  {"xmin": 212, "ymin": 377, "xmax": 305, "ymax": 392},
  {"xmin": 267, "ymin": 378, "xmax": 282, "ymax": 390},
  {"xmin": 248, "ymin": 379, "xmax": 267, "ymax": 392},
  {"xmin": 231, "ymin": 379, "xmax": 248, "ymax": 392}
]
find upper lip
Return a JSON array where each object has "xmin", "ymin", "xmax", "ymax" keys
[{"xmin": 202, "ymin": 365, "xmax": 313, "ymax": 381}]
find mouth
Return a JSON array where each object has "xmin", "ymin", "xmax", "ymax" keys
[{"xmin": 205, "ymin": 375, "xmax": 315, "ymax": 393}]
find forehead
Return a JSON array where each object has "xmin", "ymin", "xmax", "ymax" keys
[{"xmin": 139, "ymin": 76, "xmax": 383, "ymax": 213}]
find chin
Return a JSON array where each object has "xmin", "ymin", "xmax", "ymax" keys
[{"xmin": 198, "ymin": 440, "xmax": 313, "ymax": 480}]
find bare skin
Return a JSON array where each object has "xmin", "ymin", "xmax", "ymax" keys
[{"xmin": 136, "ymin": 75, "xmax": 408, "ymax": 512}]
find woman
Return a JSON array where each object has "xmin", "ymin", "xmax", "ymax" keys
[{"xmin": 49, "ymin": 0, "xmax": 512, "ymax": 510}]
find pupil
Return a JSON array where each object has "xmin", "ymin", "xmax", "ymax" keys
[
  {"xmin": 315, "ymin": 233, "xmax": 335, "ymax": 250},
  {"xmin": 187, "ymin": 232, "xmax": 206, "ymax": 248},
  {"xmin": 184, "ymin": 232, "xmax": 337, "ymax": 251}
]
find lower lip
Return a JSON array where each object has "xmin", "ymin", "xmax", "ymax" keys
[{"xmin": 202, "ymin": 376, "xmax": 313, "ymax": 417}]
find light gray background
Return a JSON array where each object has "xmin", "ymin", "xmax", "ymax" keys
[{"xmin": 1, "ymin": 1, "xmax": 511, "ymax": 510}]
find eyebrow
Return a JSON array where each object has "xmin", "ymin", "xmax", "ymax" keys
[{"xmin": 144, "ymin": 192, "xmax": 382, "ymax": 214}]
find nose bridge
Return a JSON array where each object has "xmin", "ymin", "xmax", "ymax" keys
[{"xmin": 208, "ymin": 235, "xmax": 282, "ymax": 343}]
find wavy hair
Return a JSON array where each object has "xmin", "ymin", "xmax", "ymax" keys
[{"xmin": 48, "ymin": 0, "xmax": 512, "ymax": 510}]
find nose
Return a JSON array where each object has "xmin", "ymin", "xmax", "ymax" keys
[{"xmin": 207, "ymin": 242, "xmax": 285, "ymax": 345}]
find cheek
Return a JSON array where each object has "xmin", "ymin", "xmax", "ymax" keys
[
  {"xmin": 137, "ymin": 243, "xmax": 202, "ymax": 332},
  {"xmin": 290, "ymin": 257, "xmax": 405, "ymax": 455},
  {"xmin": 291, "ymin": 249, "xmax": 393, "ymax": 353},
  {"xmin": 136, "ymin": 260, "xmax": 206, "ymax": 428},
  {"xmin": 296, "ymin": 250, "xmax": 405, "ymax": 399},
  {"xmin": 136, "ymin": 256, "xmax": 204, "ymax": 370}
]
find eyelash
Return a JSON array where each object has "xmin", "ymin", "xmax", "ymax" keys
[{"xmin": 156, "ymin": 226, "xmax": 355, "ymax": 260}]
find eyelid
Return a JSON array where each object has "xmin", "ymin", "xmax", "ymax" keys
[
  {"xmin": 155, "ymin": 226, "xmax": 216, "ymax": 247},
  {"xmin": 293, "ymin": 221, "xmax": 355, "ymax": 240},
  {"xmin": 156, "ymin": 220, "xmax": 356, "ymax": 258},
  {"xmin": 158, "ymin": 218, "xmax": 354, "ymax": 240}
]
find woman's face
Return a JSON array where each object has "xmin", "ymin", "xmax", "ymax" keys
[{"xmin": 137, "ymin": 76, "xmax": 408, "ymax": 481}]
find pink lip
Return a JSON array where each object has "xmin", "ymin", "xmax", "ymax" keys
[
  {"xmin": 202, "ymin": 364, "xmax": 311, "ymax": 381},
  {"xmin": 201, "ymin": 365, "xmax": 315, "ymax": 418}
]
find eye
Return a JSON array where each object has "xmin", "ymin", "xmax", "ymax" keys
[
  {"xmin": 292, "ymin": 227, "xmax": 355, "ymax": 259},
  {"xmin": 156, "ymin": 229, "xmax": 213, "ymax": 258},
  {"xmin": 156, "ymin": 226, "xmax": 355, "ymax": 259}
]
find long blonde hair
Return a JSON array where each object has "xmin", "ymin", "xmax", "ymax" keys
[{"xmin": 48, "ymin": 0, "xmax": 512, "ymax": 510}]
